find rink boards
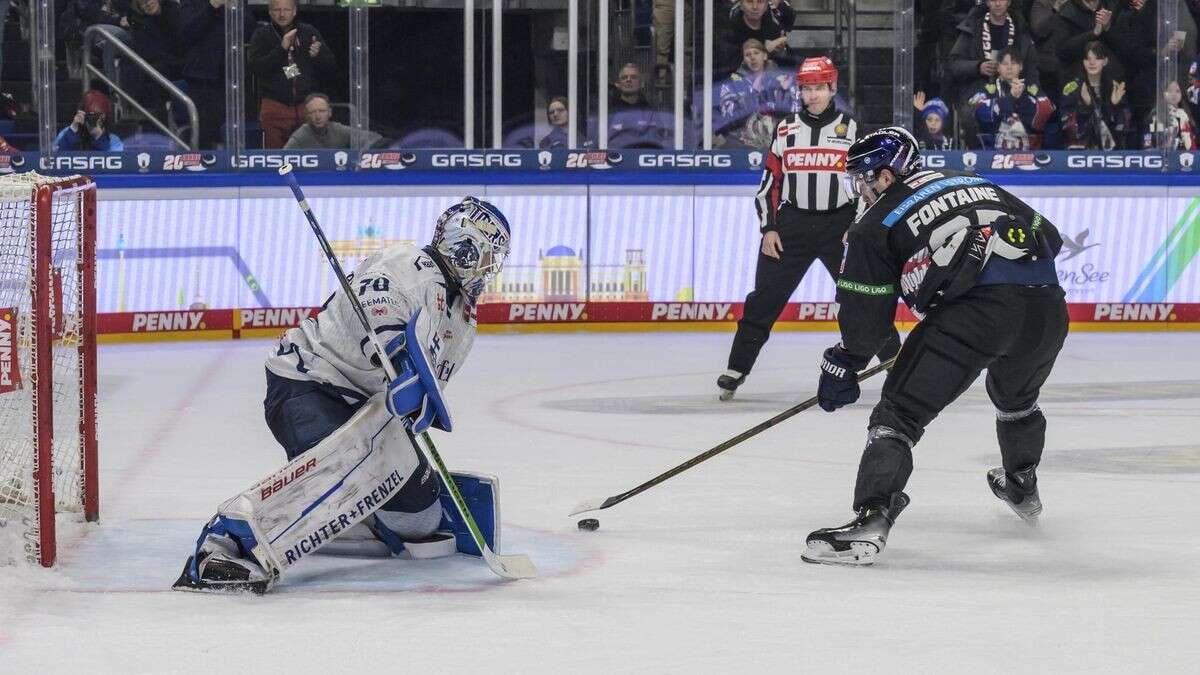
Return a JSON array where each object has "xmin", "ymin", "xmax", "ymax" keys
[{"xmin": 85, "ymin": 184, "xmax": 1200, "ymax": 339}]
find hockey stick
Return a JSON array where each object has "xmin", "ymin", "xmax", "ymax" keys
[
  {"xmin": 569, "ymin": 356, "xmax": 898, "ymax": 517},
  {"xmin": 278, "ymin": 165, "xmax": 536, "ymax": 580}
]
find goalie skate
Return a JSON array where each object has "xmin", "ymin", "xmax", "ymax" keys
[
  {"xmin": 172, "ymin": 551, "xmax": 273, "ymax": 595},
  {"xmin": 987, "ymin": 465, "xmax": 1042, "ymax": 524},
  {"xmin": 801, "ymin": 492, "xmax": 909, "ymax": 567}
]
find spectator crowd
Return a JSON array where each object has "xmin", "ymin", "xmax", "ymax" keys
[{"xmin": 916, "ymin": 0, "xmax": 1200, "ymax": 150}]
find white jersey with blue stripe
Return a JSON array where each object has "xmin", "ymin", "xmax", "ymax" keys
[{"xmin": 265, "ymin": 244, "xmax": 477, "ymax": 404}]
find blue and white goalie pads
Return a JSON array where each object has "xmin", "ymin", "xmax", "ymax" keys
[
  {"xmin": 438, "ymin": 472, "xmax": 500, "ymax": 557},
  {"xmin": 385, "ymin": 309, "xmax": 452, "ymax": 434}
]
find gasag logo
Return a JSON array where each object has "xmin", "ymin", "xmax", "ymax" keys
[
  {"xmin": 637, "ymin": 153, "xmax": 732, "ymax": 168},
  {"xmin": 430, "ymin": 152, "xmax": 522, "ymax": 168},
  {"xmin": 917, "ymin": 154, "xmax": 946, "ymax": 168},
  {"xmin": 232, "ymin": 154, "xmax": 319, "ymax": 169},
  {"xmin": 40, "ymin": 155, "xmax": 122, "ymax": 171},
  {"xmin": 1066, "ymin": 154, "xmax": 1165, "ymax": 170},
  {"xmin": 359, "ymin": 151, "xmax": 417, "ymax": 170},
  {"xmin": 163, "ymin": 153, "xmax": 217, "ymax": 171}
]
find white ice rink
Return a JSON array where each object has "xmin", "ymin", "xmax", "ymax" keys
[{"xmin": 2, "ymin": 330, "xmax": 1199, "ymax": 673}]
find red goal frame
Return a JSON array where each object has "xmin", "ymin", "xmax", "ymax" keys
[{"xmin": 28, "ymin": 175, "xmax": 98, "ymax": 567}]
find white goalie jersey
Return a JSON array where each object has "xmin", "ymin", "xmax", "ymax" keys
[{"xmin": 266, "ymin": 244, "xmax": 477, "ymax": 402}]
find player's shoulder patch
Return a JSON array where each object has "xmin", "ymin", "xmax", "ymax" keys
[
  {"xmin": 1063, "ymin": 80, "xmax": 1079, "ymax": 96},
  {"xmin": 1028, "ymin": 83, "xmax": 1040, "ymax": 96},
  {"xmin": 412, "ymin": 252, "xmax": 437, "ymax": 271},
  {"xmin": 984, "ymin": 83, "xmax": 997, "ymax": 94},
  {"xmin": 730, "ymin": 73, "xmax": 743, "ymax": 82}
]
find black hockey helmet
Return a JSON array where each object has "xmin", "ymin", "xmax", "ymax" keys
[{"xmin": 843, "ymin": 126, "xmax": 920, "ymax": 201}]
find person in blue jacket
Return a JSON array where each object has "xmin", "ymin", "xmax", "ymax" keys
[{"xmin": 55, "ymin": 109, "xmax": 125, "ymax": 151}]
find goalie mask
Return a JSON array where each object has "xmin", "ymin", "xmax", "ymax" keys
[{"xmin": 432, "ymin": 197, "xmax": 511, "ymax": 303}]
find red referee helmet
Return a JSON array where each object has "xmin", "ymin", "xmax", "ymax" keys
[{"xmin": 796, "ymin": 56, "xmax": 838, "ymax": 90}]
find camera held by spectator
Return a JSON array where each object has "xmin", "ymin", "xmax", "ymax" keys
[{"xmin": 54, "ymin": 91, "xmax": 125, "ymax": 152}]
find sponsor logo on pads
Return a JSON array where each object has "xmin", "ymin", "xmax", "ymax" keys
[{"xmin": 260, "ymin": 457, "xmax": 317, "ymax": 501}]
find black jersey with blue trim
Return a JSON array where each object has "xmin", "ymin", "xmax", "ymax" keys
[{"xmin": 834, "ymin": 168, "xmax": 1062, "ymax": 360}]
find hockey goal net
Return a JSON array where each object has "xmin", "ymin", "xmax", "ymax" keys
[{"xmin": 0, "ymin": 171, "xmax": 98, "ymax": 567}]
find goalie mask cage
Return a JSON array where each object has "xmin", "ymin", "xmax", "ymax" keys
[{"xmin": 0, "ymin": 172, "xmax": 98, "ymax": 567}]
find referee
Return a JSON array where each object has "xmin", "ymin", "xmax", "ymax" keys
[{"xmin": 718, "ymin": 56, "xmax": 901, "ymax": 400}]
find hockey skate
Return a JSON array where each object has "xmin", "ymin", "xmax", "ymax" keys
[
  {"xmin": 172, "ymin": 518, "xmax": 276, "ymax": 594},
  {"xmin": 172, "ymin": 551, "xmax": 273, "ymax": 595},
  {"xmin": 801, "ymin": 492, "xmax": 909, "ymax": 566},
  {"xmin": 717, "ymin": 370, "xmax": 746, "ymax": 401},
  {"xmin": 987, "ymin": 465, "xmax": 1042, "ymax": 524}
]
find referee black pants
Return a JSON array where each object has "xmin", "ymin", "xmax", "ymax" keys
[
  {"xmin": 727, "ymin": 204, "xmax": 900, "ymax": 374},
  {"xmin": 852, "ymin": 285, "xmax": 1070, "ymax": 510}
]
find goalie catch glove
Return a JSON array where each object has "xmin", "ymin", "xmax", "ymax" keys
[{"xmin": 384, "ymin": 309, "xmax": 452, "ymax": 434}]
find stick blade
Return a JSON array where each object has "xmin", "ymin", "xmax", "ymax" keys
[
  {"xmin": 568, "ymin": 497, "xmax": 608, "ymax": 517},
  {"xmin": 489, "ymin": 553, "xmax": 538, "ymax": 580}
]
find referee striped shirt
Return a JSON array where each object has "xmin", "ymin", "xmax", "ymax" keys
[{"xmin": 755, "ymin": 106, "xmax": 857, "ymax": 231}]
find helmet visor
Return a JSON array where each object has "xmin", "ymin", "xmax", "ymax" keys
[{"xmin": 842, "ymin": 171, "xmax": 881, "ymax": 204}]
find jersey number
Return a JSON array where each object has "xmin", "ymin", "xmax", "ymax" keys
[{"xmin": 357, "ymin": 277, "xmax": 390, "ymax": 296}]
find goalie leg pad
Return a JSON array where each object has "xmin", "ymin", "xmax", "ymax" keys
[
  {"xmin": 438, "ymin": 472, "xmax": 501, "ymax": 557},
  {"xmin": 176, "ymin": 396, "xmax": 424, "ymax": 591}
]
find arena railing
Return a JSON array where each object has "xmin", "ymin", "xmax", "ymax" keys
[{"xmin": 12, "ymin": 0, "xmax": 1197, "ymax": 159}]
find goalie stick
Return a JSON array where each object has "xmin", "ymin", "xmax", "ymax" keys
[
  {"xmin": 569, "ymin": 356, "xmax": 898, "ymax": 517},
  {"xmin": 278, "ymin": 165, "xmax": 536, "ymax": 580}
]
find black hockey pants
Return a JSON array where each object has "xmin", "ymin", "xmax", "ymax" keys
[
  {"xmin": 728, "ymin": 204, "xmax": 900, "ymax": 374},
  {"xmin": 852, "ymin": 284, "xmax": 1069, "ymax": 511},
  {"xmin": 262, "ymin": 370, "xmax": 440, "ymax": 514}
]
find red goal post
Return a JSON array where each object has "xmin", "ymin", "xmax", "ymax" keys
[{"xmin": 0, "ymin": 172, "xmax": 98, "ymax": 567}]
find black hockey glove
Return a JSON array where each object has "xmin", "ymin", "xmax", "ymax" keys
[{"xmin": 817, "ymin": 345, "xmax": 868, "ymax": 412}]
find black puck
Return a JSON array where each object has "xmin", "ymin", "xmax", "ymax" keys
[{"xmin": 577, "ymin": 518, "xmax": 599, "ymax": 531}]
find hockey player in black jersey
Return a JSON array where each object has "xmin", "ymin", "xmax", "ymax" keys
[{"xmin": 802, "ymin": 126, "xmax": 1069, "ymax": 566}]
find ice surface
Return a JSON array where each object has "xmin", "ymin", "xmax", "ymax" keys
[{"xmin": 2, "ymin": 331, "xmax": 1198, "ymax": 673}]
